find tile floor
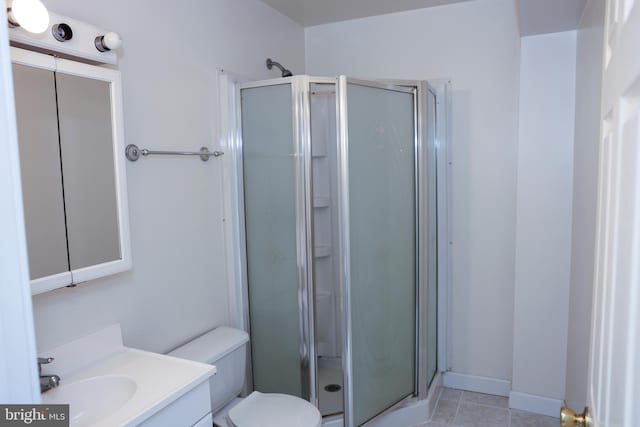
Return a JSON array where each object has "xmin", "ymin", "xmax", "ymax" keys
[{"xmin": 414, "ymin": 388, "xmax": 560, "ymax": 427}]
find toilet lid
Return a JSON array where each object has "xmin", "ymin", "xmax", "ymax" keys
[{"xmin": 228, "ymin": 391, "xmax": 322, "ymax": 427}]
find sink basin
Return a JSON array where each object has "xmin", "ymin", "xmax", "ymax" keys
[
  {"xmin": 42, "ymin": 375, "xmax": 137, "ymax": 427},
  {"xmin": 37, "ymin": 325, "xmax": 215, "ymax": 426}
]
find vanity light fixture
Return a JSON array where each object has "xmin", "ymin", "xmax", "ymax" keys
[
  {"xmin": 51, "ymin": 22, "xmax": 72, "ymax": 41},
  {"xmin": 6, "ymin": 0, "xmax": 49, "ymax": 34},
  {"xmin": 95, "ymin": 31, "xmax": 122, "ymax": 52}
]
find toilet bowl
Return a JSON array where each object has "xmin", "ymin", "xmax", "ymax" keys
[{"xmin": 168, "ymin": 327, "xmax": 321, "ymax": 427}]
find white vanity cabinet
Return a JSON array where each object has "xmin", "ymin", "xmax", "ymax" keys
[{"xmin": 138, "ymin": 381, "xmax": 212, "ymax": 427}]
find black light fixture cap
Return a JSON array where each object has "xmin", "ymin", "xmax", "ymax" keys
[{"xmin": 52, "ymin": 23, "xmax": 73, "ymax": 42}]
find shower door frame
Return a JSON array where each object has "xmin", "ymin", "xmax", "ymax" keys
[
  {"xmin": 336, "ymin": 77, "xmax": 430, "ymax": 427},
  {"xmin": 235, "ymin": 75, "xmax": 336, "ymax": 407},
  {"xmin": 228, "ymin": 74, "xmax": 434, "ymax": 425}
]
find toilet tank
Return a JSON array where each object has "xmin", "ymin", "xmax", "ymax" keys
[{"xmin": 168, "ymin": 327, "xmax": 249, "ymax": 414}]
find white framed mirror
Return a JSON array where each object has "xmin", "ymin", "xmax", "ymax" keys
[{"xmin": 11, "ymin": 47, "xmax": 131, "ymax": 295}]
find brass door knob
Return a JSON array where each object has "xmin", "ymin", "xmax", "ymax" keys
[{"xmin": 560, "ymin": 406, "xmax": 591, "ymax": 427}]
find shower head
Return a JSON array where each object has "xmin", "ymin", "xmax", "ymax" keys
[{"xmin": 266, "ymin": 58, "xmax": 293, "ymax": 77}]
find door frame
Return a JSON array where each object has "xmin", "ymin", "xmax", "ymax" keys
[
  {"xmin": 0, "ymin": 6, "xmax": 41, "ymax": 404},
  {"xmin": 585, "ymin": 0, "xmax": 640, "ymax": 424}
]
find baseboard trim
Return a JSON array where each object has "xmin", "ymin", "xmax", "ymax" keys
[
  {"xmin": 509, "ymin": 391, "xmax": 562, "ymax": 418},
  {"xmin": 442, "ymin": 371, "xmax": 511, "ymax": 397}
]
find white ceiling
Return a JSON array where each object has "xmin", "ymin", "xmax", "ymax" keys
[
  {"xmin": 259, "ymin": 0, "xmax": 587, "ymax": 35},
  {"xmin": 259, "ymin": 0, "xmax": 471, "ymax": 27},
  {"xmin": 517, "ymin": 0, "xmax": 587, "ymax": 36}
]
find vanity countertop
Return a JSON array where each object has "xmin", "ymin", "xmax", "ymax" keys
[{"xmin": 40, "ymin": 324, "xmax": 215, "ymax": 427}]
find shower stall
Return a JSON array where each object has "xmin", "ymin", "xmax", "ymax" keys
[{"xmin": 231, "ymin": 74, "xmax": 444, "ymax": 427}]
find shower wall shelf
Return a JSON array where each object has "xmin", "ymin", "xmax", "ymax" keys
[
  {"xmin": 314, "ymin": 246, "xmax": 331, "ymax": 258},
  {"xmin": 315, "ymin": 290, "xmax": 332, "ymax": 299},
  {"xmin": 311, "ymin": 145, "xmax": 327, "ymax": 157},
  {"xmin": 125, "ymin": 144, "xmax": 224, "ymax": 162},
  {"xmin": 313, "ymin": 197, "xmax": 330, "ymax": 208}
]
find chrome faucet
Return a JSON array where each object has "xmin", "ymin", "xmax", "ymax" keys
[{"xmin": 38, "ymin": 357, "xmax": 61, "ymax": 393}]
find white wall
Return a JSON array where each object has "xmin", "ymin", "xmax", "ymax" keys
[
  {"xmin": 511, "ymin": 31, "xmax": 577, "ymax": 409},
  {"xmin": 565, "ymin": 0, "xmax": 605, "ymax": 410},
  {"xmin": 31, "ymin": 0, "xmax": 304, "ymax": 353},
  {"xmin": 305, "ymin": 0, "xmax": 521, "ymax": 381}
]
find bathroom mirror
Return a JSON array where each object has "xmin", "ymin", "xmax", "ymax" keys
[{"xmin": 11, "ymin": 47, "xmax": 131, "ymax": 295}]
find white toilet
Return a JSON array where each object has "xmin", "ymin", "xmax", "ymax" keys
[{"xmin": 169, "ymin": 327, "xmax": 322, "ymax": 427}]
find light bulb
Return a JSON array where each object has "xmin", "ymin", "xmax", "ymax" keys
[
  {"xmin": 9, "ymin": 0, "xmax": 50, "ymax": 34},
  {"xmin": 95, "ymin": 32, "xmax": 122, "ymax": 52},
  {"xmin": 103, "ymin": 32, "xmax": 122, "ymax": 50}
]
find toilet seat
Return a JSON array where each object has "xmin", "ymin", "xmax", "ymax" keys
[{"xmin": 228, "ymin": 391, "xmax": 322, "ymax": 427}]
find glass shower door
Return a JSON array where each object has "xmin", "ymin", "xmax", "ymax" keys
[
  {"xmin": 338, "ymin": 78, "xmax": 418, "ymax": 426},
  {"xmin": 241, "ymin": 83, "xmax": 304, "ymax": 398}
]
